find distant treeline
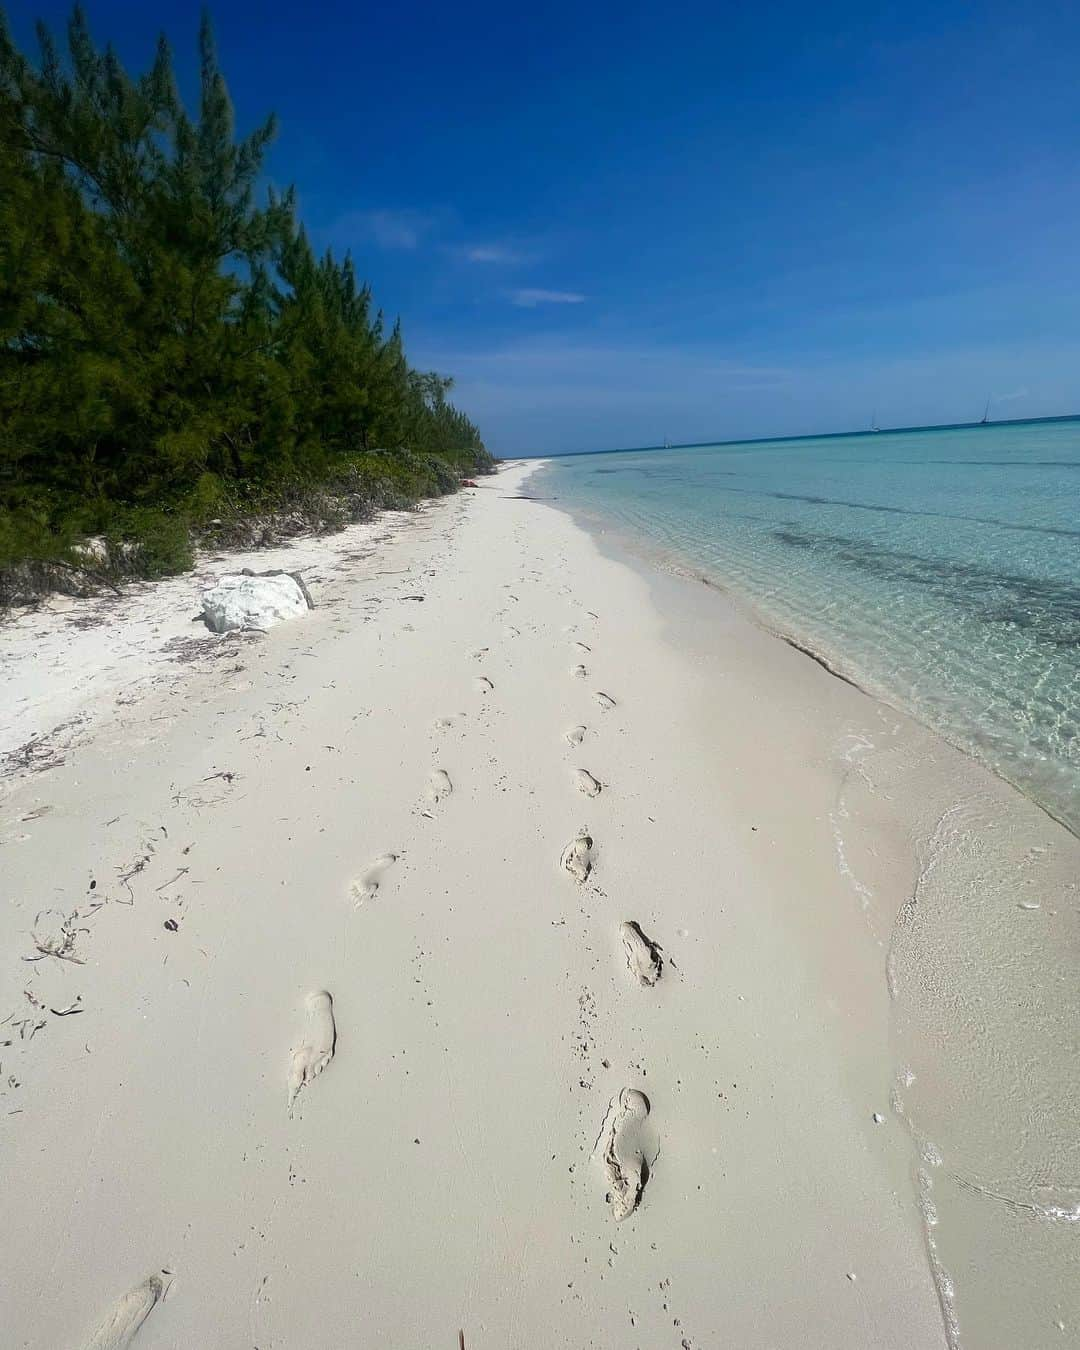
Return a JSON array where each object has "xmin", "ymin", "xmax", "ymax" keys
[{"xmin": 0, "ymin": 6, "xmax": 492, "ymax": 594}]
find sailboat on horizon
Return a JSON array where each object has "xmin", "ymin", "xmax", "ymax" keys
[
  {"xmin": 980, "ymin": 397, "xmax": 991, "ymax": 425},
  {"xmin": 870, "ymin": 410, "xmax": 880, "ymax": 433}
]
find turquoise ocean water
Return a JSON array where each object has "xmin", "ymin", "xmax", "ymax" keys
[{"xmin": 542, "ymin": 418, "xmax": 1080, "ymax": 834}]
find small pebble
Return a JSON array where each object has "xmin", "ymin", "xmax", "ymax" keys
[{"xmin": 873, "ymin": 1112, "xmax": 886, "ymax": 1124}]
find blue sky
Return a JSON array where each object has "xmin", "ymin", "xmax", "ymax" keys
[{"xmin": 11, "ymin": 1, "xmax": 1080, "ymax": 452}]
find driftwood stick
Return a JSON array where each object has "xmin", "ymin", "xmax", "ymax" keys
[{"xmin": 46, "ymin": 558, "xmax": 123, "ymax": 595}]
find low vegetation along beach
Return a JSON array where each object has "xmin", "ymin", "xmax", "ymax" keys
[{"xmin": 2, "ymin": 7, "xmax": 1078, "ymax": 1350}]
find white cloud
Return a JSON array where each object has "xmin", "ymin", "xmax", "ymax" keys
[
  {"xmin": 509, "ymin": 288, "xmax": 586, "ymax": 308},
  {"xmin": 367, "ymin": 209, "xmax": 432, "ymax": 249},
  {"xmin": 464, "ymin": 244, "xmax": 523, "ymax": 264},
  {"xmin": 325, "ymin": 208, "xmax": 437, "ymax": 251}
]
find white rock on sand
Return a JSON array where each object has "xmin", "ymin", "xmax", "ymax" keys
[{"xmin": 201, "ymin": 570, "xmax": 311, "ymax": 633}]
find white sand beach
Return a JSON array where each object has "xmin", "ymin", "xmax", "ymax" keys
[{"xmin": 2, "ymin": 460, "xmax": 1076, "ymax": 1349}]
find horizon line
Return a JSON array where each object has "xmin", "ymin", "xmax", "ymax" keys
[{"xmin": 517, "ymin": 411, "xmax": 1080, "ymax": 460}]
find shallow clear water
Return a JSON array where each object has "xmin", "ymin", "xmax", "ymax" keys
[{"xmin": 544, "ymin": 420, "xmax": 1080, "ymax": 833}]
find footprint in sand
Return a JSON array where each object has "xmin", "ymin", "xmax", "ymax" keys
[
  {"xmin": 350, "ymin": 853, "xmax": 398, "ymax": 905},
  {"xmin": 594, "ymin": 691, "xmax": 617, "ymax": 711},
  {"xmin": 599, "ymin": 1088, "xmax": 652, "ymax": 1221},
  {"xmin": 571, "ymin": 664, "xmax": 588, "ymax": 679},
  {"xmin": 619, "ymin": 921, "xmax": 663, "ymax": 986},
  {"xmin": 84, "ymin": 1274, "xmax": 163, "ymax": 1350},
  {"xmin": 288, "ymin": 990, "xmax": 336, "ymax": 1111},
  {"xmin": 573, "ymin": 768, "xmax": 603, "ymax": 798},
  {"xmin": 561, "ymin": 830, "xmax": 594, "ymax": 883},
  {"xmin": 504, "ymin": 625, "xmax": 520, "ymax": 639},
  {"xmin": 565, "ymin": 725, "xmax": 587, "ymax": 748},
  {"xmin": 427, "ymin": 768, "xmax": 453, "ymax": 805},
  {"xmin": 474, "ymin": 675, "xmax": 495, "ymax": 694}
]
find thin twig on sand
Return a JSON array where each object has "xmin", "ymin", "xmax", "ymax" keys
[{"xmin": 154, "ymin": 868, "xmax": 190, "ymax": 892}]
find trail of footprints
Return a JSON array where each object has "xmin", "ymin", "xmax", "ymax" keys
[
  {"xmin": 77, "ymin": 588, "xmax": 666, "ymax": 1345},
  {"xmin": 558, "ymin": 627, "xmax": 664, "ymax": 1222},
  {"xmin": 347, "ymin": 611, "xmax": 659, "ymax": 1227},
  {"xmin": 316, "ymin": 590, "xmax": 662, "ymax": 1233}
]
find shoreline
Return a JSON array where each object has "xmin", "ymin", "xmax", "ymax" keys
[
  {"xmin": 533, "ymin": 463, "xmax": 1078, "ymax": 841},
  {"xmin": 1, "ymin": 461, "xmax": 1075, "ymax": 1347},
  {"xmin": 536, "ymin": 464, "xmax": 1080, "ymax": 1347}
]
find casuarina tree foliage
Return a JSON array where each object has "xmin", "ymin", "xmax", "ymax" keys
[{"xmin": 0, "ymin": 6, "xmax": 491, "ymax": 588}]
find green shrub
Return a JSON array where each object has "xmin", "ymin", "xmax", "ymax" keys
[{"xmin": 101, "ymin": 507, "xmax": 194, "ymax": 578}]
